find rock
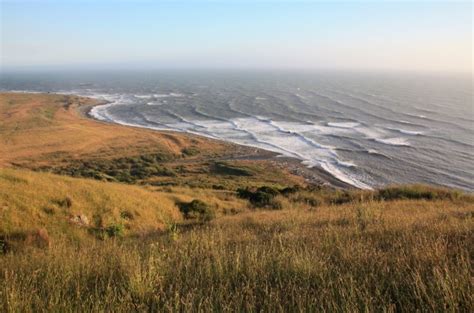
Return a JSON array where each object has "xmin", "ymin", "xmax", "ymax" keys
[{"xmin": 70, "ymin": 214, "xmax": 90, "ymax": 226}]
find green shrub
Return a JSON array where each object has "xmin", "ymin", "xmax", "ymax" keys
[
  {"xmin": 106, "ymin": 224, "xmax": 124, "ymax": 238},
  {"xmin": 178, "ymin": 199, "xmax": 215, "ymax": 222},
  {"xmin": 46, "ymin": 153, "xmax": 175, "ymax": 183},
  {"xmin": 213, "ymin": 162, "xmax": 254, "ymax": 176},
  {"xmin": 0, "ymin": 238, "xmax": 6, "ymax": 254},
  {"xmin": 237, "ymin": 186, "xmax": 281, "ymax": 208},
  {"xmin": 181, "ymin": 147, "xmax": 200, "ymax": 157}
]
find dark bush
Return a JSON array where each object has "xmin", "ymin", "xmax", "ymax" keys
[
  {"xmin": 106, "ymin": 224, "xmax": 124, "ymax": 237},
  {"xmin": 178, "ymin": 199, "xmax": 215, "ymax": 222},
  {"xmin": 48, "ymin": 153, "xmax": 178, "ymax": 183},
  {"xmin": 212, "ymin": 162, "xmax": 254, "ymax": 176},
  {"xmin": 280, "ymin": 185, "xmax": 302, "ymax": 195},
  {"xmin": 0, "ymin": 237, "xmax": 7, "ymax": 254},
  {"xmin": 120, "ymin": 211, "xmax": 134, "ymax": 220},
  {"xmin": 237, "ymin": 186, "xmax": 281, "ymax": 208},
  {"xmin": 212, "ymin": 184, "xmax": 226, "ymax": 190},
  {"xmin": 181, "ymin": 147, "xmax": 200, "ymax": 157}
]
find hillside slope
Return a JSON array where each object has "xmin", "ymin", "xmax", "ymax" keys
[
  {"xmin": 0, "ymin": 169, "xmax": 472, "ymax": 311},
  {"xmin": 0, "ymin": 168, "xmax": 251, "ymax": 242}
]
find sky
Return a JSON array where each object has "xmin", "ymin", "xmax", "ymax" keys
[{"xmin": 0, "ymin": 0, "xmax": 472, "ymax": 72}]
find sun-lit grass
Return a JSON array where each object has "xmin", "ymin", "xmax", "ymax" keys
[
  {"xmin": 1, "ymin": 197, "xmax": 472, "ymax": 312},
  {"xmin": 0, "ymin": 168, "xmax": 249, "ymax": 241}
]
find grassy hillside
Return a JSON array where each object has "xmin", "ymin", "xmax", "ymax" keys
[
  {"xmin": 0, "ymin": 93, "xmax": 226, "ymax": 167},
  {"xmin": 0, "ymin": 168, "xmax": 251, "ymax": 242},
  {"xmin": 0, "ymin": 93, "xmax": 473, "ymax": 312},
  {"xmin": 1, "ymin": 175, "xmax": 472, "ymax": 311}
]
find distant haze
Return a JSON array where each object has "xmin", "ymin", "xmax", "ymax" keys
[{"xmin": 1, "ymin": 0, "xmax": 472, "ymax": 73}]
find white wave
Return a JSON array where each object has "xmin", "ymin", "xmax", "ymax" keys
[
  {"xmin": 355, "ymin": 126, "xmax": 411, "ymax": 147},
  {"xmin": 367, "ymin": 149, "xmax": 392, "ymax": 159},
  {"xmin": 4, "ymin": 90, "xmax": 43, "ymax": 94},
  {"xmin": 374, "ymin": 137, "xmax": 410, "ymax": 146},
  {"xmin": 146, "ymin": 101, "xmax": 162, "ymax": 106},
  {"xmin": 336, "ymin": 160, "xmax": 357, "ymax": 168},
  {"xmin": 220, "ymin": 117, "xmax": 371, "ymax": 189},
  {"xmin": 135, "ymin": 93, "xmax": 184, "ymax": 99},
  {"xmin": 398, "ymin": 130, "xmax": 423, "ymax": 136},
  {"xmin": 386, "ymin": 127, "xmax": 423, "ymax": 136},
  {"xmin": 327, "ymin": 122, "xmax": 360, "ymax": 128},
  {"xmin": 405, "ymin": 113, "xmax": 428, "ymax": 119}
]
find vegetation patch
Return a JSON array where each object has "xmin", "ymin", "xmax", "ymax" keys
[
  {"xmin": 212, "ymin": 162, "xmax": 255, "ymax": 176},
  {"xmin": 181, "ymin": 146, "xmax": 200, "ymax": 157},
  {"xmin": 44, "ymin": 153, "xmax": 176, "ymax": 183},
  {"xmin": 376, "ymin": 185, "xmax": 463, "ymax": 201},
  {"xmin": 178, "ymin": 199, "xmax": 215, "ymax": 222},
  {"xmin": 105, "ymin": 224, "xmax": 125, "ymax": 238},
  {"xmin": 237, "ymin": 186, "xmax": 282, "ymax": 208}
]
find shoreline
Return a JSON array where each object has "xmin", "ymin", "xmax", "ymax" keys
[{"xmin": 79, "ymin": 97, "xmax": 354, "ymax": 189}]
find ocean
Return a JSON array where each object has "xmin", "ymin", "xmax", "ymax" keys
[{"xmin": 1, "ymin": 70, "xmax": 472, "ymax": 191}]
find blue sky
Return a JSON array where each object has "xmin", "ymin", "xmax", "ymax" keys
[{"xmin": 1, "ymin": 0, "xmax": 472, "ymax": 72}]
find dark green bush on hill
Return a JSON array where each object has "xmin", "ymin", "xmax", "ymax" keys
[
  {"xmin": 106, "ymin": 224, "xmax": 124, "ymax": 238},
  {"xmin": 237, "ymin": 186, "xmax": 282, "ymax": 209},
  {"xmin": 212, "ymin": 162, "xmax": 254, "ymax": 176},
  {"xmin": 181, "ymin": 147, "xmax": 200, "ymax": 157},
  {"xmin": 178, "ymin": 200, "xmax": 215, "ymax": 222},
  {"xmin": 45, "ymin": 153, "xmax": 176, "ymax": 183}
]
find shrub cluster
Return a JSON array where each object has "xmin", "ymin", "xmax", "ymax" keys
[
  {"xmin": 178, "ymin": 200, "xmax": 215, "ymax": 222},
  {"xmin": 212, "ymin": 162, "xmax": 254, "ymax": 176},
  {"xmin": 237, "ymin": 184, "xmax": 466, "ymax": 209},
  {"xmin": 46, "ymin": 153, "xmax": 176, "ymax": 183},
  {"xmin": 181, "ymin": 146, "xmax": 200, "ymax": 157},
  {"xmin": 237, "ymin": 186, "xmax": 285, "ymax": 209}
]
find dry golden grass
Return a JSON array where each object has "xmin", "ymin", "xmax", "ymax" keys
[
  {"xmin": 0, "ymin": 168, "xmax": 249, "ymax": 241},
  {"xmin": 1, "ymin": 195, "xmax": 472, "ymax": 311},
  {"xmin": 0, "ymin": 92, "xmax": 229, "ymax": 168}
]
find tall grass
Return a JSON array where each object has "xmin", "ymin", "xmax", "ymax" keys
[{"xmin": 1, "ymin": 200, "xmax": 472, "ymax": 312}]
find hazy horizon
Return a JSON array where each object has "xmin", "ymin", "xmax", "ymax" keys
[{"xmin": 1, "ymin": 0, "xmax": 472, "ymax": 74}]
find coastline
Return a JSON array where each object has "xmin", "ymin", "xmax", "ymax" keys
[{"xmin": 80, "ymin": 97, "xmax": 354, "ymax": 189}]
